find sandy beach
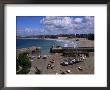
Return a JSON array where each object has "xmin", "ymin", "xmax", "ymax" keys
[
  {"xmin": 29, "ymin": 52, "xmax": 94, "ymax": 74},
  {"xmin": 69, "ymin": 38, "xmax": 94, "ymax": 47}
]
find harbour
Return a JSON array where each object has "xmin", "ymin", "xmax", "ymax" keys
[{"xmin": 16, "ymin": 38, "xmax": 94, "ymax": 74}]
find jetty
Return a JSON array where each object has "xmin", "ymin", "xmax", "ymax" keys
[{"xmin": 50, "ymin": 46, "xmax": 63, "ymax": 53}]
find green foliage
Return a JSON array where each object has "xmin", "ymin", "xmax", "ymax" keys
[
  {"xmin": 17, "ymin": 68, "xmax": 30, "ymax": 74},
  {"xmin": 16, "ymin": 53, "xmax": 31, "ymax": 74},
  {"xmin": 17, "ymin": 53, "xmax": 31, "ymax": 68},
  {"xmin": 16, "ymin": 59, "xmax": 19, "ymax": 71}
]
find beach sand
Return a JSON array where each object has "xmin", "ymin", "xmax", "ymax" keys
[
  {"xmin": 70, "ymin": 38, "xmax": 94, "ymax": 47},
  {"xmin": 29, "ymin": 52, "xmax": 94, "ymax": 74}
]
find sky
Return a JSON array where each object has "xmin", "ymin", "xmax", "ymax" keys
[{"xmin": 16, "ymin": 16, "xmax": 94, "ymax": 36}]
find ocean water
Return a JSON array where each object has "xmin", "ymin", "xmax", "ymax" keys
[{"xmin": 16, "ymin": 39, "xmax": 79, "ymax": 54}]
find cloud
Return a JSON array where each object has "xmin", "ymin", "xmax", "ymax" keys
[
  {"xmin": 17, "ymin": 28, "xmax": 45, "ymax": 36},
  {"xmin": 17, "ymin": 16, "xmax": 94, "ymax": 36},
  {"xmin": 25, "ymin": 28, "xmax": 32, "ymax": 33},
  {"xmin": 41, "ymin": 16, "xmax": 74, "ymax": 34},
  {"xmin": 41, "ymin": 16, "xmax": 73, "ymax": 28},
  {"xmin": 41, "ymin": 16, "xmax": 94, "ymax": 34},
  {"xmin": 74, "ymin": 18, "xmax": 83, "ymax": 23}
]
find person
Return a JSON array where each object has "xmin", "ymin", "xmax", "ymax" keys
[{"xmin": 35, "ymin": 67, "xmax": 41, "ymax": 74}]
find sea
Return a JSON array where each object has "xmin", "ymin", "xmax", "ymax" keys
[{"xmin": 16, "ymin": 38, "xmax": 79, "ymax": 55}]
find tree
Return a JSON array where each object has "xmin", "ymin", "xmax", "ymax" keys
[{"xmin": 16, "ymin": 53, "xmax": 31, "ymax": 74}]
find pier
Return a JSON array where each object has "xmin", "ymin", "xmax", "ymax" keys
[{"xmin": 50, "ymin": 46, "xmax": 63, "ymax": 53}]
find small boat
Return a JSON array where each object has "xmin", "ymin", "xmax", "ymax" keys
[
  {"xmin": 60, "ymin": 62, "xmax": 68, "ymax": 66},
  {"xmin": 37, "ymin": 55, "xmax": 41, "ymax": 59},
  {"xmin": 42, "ymin": 55, "xmax": 47, "ymax": 59},
  {"xmin": 78, "ymin": 66, "xmax": 83, "ymax": 71}
]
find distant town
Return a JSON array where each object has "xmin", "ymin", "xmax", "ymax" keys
[{"xmin": 17, "ymin": 33, "xmax": 94, "ymax": 40}]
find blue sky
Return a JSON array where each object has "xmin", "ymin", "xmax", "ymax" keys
[{"xmin": 16, "ymin": 16, "xmax": 94, "ymax": 36}]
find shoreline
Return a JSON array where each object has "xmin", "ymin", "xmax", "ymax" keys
[
  {"xmin": 17, "ymin": 37, "xmax": 94, "ymax": 42},
  {"xmin": 17, "ymin": 38, "xmax": 68, "ymax": 41},
  {"xmin": 17, "ymin": 37, "xmax": 94, "ymax": 47}
]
